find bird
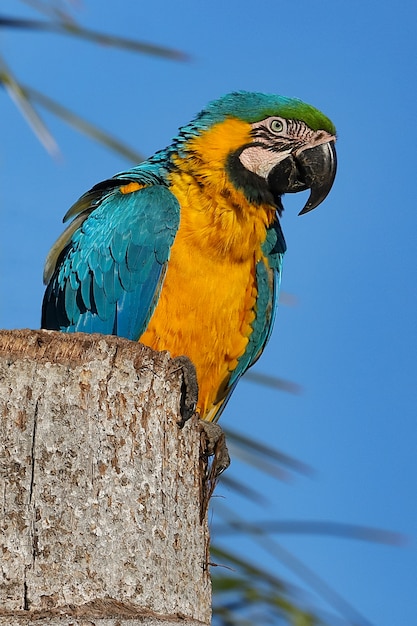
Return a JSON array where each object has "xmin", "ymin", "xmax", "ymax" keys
[{"xmin": 42, "ymin": 91, "xmax": 336, "ymax": 428}]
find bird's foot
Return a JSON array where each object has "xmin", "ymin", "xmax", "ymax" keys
[
  {"xmin": 199, "ymin": 420, "xmax": 230, "ymax": 475},
  {"xmin": 169, "ymin": 355, "xmax": 199, "ymax": 428},
  {"xmin": 199, "ymin": 420, "xmax": 230, "ymax": 521}
]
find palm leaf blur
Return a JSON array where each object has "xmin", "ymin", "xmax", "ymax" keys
[{"xmin": 0, "ymin": 4, "xmax": 183, "ymax": 158}]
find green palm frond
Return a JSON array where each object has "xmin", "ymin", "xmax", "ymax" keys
[
  {"xmin": 225, "ymin": 427, "xmax": 312, "ymax": 479},
  {"xmin": 0, "ymin": 15, "xmax": 188, "ymax": 61},
  {"xmin": 211, "ymin": 503, "xmax": 376, "ymax": 626},
  {"xmin": 212, "ymin": 518, "xmax": 405, "ymax": 545},
  {"xmin": 211, "ymin": 546, "xmax": 325, "ymax": 626},
  {"xmin": 244, "ymin": 370, "xmax": 302, "ymax": 394},
  {"xmin": 26, "ymin": 85, "xmax": 144, "ymax": 162},
  {"xmin": 0, "ymin": 61, "xmax": 143, "ymax": 160},
  {"xmin": 0, "ymin": 55, "xmax": 59, "ymax": 156},
  {"xmin": 0, "ymin": 2, "xmax": 188, "ymax": 156}
]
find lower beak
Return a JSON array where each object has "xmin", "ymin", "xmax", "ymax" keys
[{"xmin": 267, "ymin": 140, "xmax": 337, "ymax": 215}]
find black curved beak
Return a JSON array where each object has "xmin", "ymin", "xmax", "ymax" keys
[{"xmin": 267, "ymin": 140, "xmax": 337, "ymax": 216}]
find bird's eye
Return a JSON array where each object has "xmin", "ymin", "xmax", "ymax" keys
[{"xmin": 270, "ymin": 119, "xmax": 284, "ymax": 133}]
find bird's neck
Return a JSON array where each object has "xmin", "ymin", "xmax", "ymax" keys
[
  {"xmin": 165, "ymin": 118, "xmax": 277, "ymax": 263},
  {"xmin": 168, "ymin": 164, "xmax": 276, "ymax": 265}
]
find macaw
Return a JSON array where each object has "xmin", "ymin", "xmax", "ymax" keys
[{"xmin": 42, "ymin": 91, "xmax": 336, "ymax": 427}]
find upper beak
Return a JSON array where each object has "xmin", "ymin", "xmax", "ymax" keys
[{"xmin": 267, "ymin": 140, "xmax": 337, "ymax": 215}]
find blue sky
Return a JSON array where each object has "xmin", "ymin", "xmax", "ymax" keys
[{"xmin": 1, "ymin": 1, "xmax": 416, "ymax": 624}]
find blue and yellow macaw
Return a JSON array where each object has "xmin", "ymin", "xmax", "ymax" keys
[{"xmin": 42, "ymin": 91, "xmax": 336, "ymax": 425}]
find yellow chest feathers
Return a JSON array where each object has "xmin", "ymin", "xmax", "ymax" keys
[{"xmin": 140, "ymin": 119, "xmax": 277, "ymax": 420}]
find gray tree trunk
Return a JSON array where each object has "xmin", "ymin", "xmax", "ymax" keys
[{"xmin": 0, "ymin": 330, "xmax": 211, "ymax": 625}]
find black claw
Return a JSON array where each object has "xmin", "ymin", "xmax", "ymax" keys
[
  {"xmin": 169, "ymin": 355, "xmax": 199, "ymax": 428},
  {"xmin": 199, "ymin": 419, "xmax": 230, "ymax": 475}
]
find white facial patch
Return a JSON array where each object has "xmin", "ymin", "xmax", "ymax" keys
[
  {"xmin": 239, "ymin": 145, "xmax": 291, "ymax": 179},
  {"xmin": 238, "ymin": 116, "xmax": 336, "ymax": 180}
]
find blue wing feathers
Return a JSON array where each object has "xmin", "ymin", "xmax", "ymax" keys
[
  {"xmin": 126, "ymin": 241, "xmax": 143, "ymax": 271},
  {"xmin": 64, "ymin": 282, "xmax": 77, "ymax": 323},
  {"xmin": 114, "ymin": 262, "xmax": 163, "ymax": 338},
  {"xmin": 69, "ymin": 270, "xmax": 78, "ymax": 291},
  {"xmin": 101, "ymin": 267, "xmax": 118, "ymax": 303},
  {"xmin": 110, "ymin": 229, "xmax": 130, "ymax": 265},
  {"xmin": 42, "ymin": 181, "xmax": 180, "ymax": 340}
]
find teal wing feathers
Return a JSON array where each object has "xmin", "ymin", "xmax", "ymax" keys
[{"xmin": 41, "ymin": 180, "xmax": 180, "ymax": 339}]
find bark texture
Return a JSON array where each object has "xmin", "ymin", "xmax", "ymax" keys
[{"xmin": 0, "ymin": 330, "xmax": 210, "ymax": 625}]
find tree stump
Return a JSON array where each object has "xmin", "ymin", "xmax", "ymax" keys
[{"xmin": 0, "ymin": 330, "xmax": 211, "ymax": 625}]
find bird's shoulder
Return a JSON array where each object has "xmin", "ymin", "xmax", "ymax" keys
[{"xmin": 43, "ymin": 159, "xmax": 179, "ymax": 285}]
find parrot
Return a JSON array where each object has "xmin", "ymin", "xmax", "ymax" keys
[{"xmin": 41, "ymin": 91, "xmax": 336, "ymax": 437}]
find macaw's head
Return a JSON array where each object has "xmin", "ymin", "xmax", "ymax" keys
[{"xmin": 177, "ymin": 91, "xmax": 337, "ymax": 215}]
